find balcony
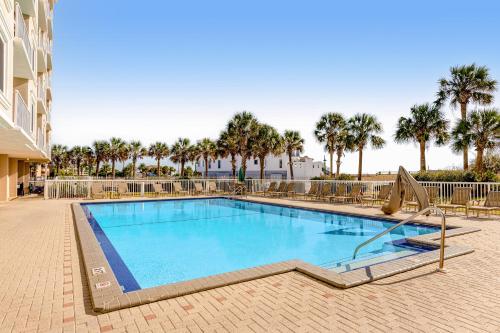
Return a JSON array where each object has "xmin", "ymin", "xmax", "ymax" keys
[
  {"xmin": 46, "ymin": 73, "xmax": 52, "ymax": 100},
  {"xmin": 37, "ymin": 30, "xmax": 47, "ymax": 73},
  {"xmin": 15, "ymin": 91, "xmax": 34, "ymax": 138},
  {"xmin": 13, "ymin": 3, "xmax": 35, "ymax": 80},
  {"xmin": 37, "ymin": 78, "xmax": 47, "ymax": 115},
  {"xmin": 16, "ymin": 0, "xmax": 36, "ymax": 17},
  {"xmin": 38, "ymin": 0, "xmax": 49, "ymax": 31}
]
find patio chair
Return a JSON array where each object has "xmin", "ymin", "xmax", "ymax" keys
[
  {"xmin": 317, "ymin": 183, "xmax": 332, "ymax": 201},
  {"xmin": 208, "ymin": 181, "xmax": 224, "ymax": 195},
  {"xmin": 173, "ymin": 182, "xmax": 189, "ymax": 196},
  {"xmin": 300, "ymin": 182, "xmax": 319, "ymax": 200},
  {"xmin": 255, "ymin": 181, "xmax": 276, "ymax": 196},
  {"xmin": 116, "ymin": 182, "xmax": 131, "ymax": 198},
  {"xmin": 153, "ymin": 183, "xmax": 168, "ymax": 197},
  {"xmin": 327, "ymin": 184, "xmax": 347, "ymax": 203},
  {"xmin": 330, "ymin": 184, "xmax": 362, "ymax": 203},
  {"xmin": 361, "ymin": 184, "xmax": 392, "ymax": 207},
  {"xmin": 467, "ymin": 191, "xmax": 500, "ymax": 218},
  {"xmin": 91, "ymin": 183, "xmax": 106, "ymax": 199},
  {"xmin": 406, "ymin": 186, "xmax": 439, "ymax": 211},
  {"xmin": 437, "ymin": 187, "xmax": 472, "ymax": 215},
  {"xmin": 274, "ymin": 182, "xmax": 295, "ymax": 198},
  {"xmin": 193, "ymin": 183, "xmax": 204, "ymax": 195}
]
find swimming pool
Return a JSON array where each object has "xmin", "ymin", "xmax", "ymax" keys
[{"xmin": 82, "ymin": 198, "xmax": 440, "ymax": 292}]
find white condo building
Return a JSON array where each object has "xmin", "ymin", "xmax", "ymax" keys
[{"xmin": 196, "ymin": 152, "xmax": 324, "ymax": 179}]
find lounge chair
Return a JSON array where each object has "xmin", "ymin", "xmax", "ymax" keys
[
  {"xmin": 361, "ymin": 184, "xmax": 392, "ymax": 206},
  {"xmin": 269, "ymin": 182, "xmax": 287, "ymax": 197},
  {"xmin": 327, "ymin": 184, "xmax": 347, "ymax": 203},
  {"xmin": 91, "ymin": 183, "xmax": 106, "ymax": 199},
  {"xmin": 173, "ymin": 182, "xmax": 189, "ymax": 196},
  {"xmin": 467, "ymin": 191, "xmax": 500, "ymax": 218},
  {"xmin": 300, "ymin": 182, "xmax": 319, "ymax": 200},
  {"xmin": 437, "ymin": 187, "xmax": 472, "ymax": 215},
  {"xmin": 274, "ymin": 183, "xmax": 296, "ymax": 198},
  {"xmin": 153, "ymin": 183, "xmax": 168, "ymax": 197},
  {"xmin": 255, "ymin": 182, "xmax": 276, "ymax": 196},
  {"xmin": 317, "ymin": 183, "xmax": 332, "ymax": 201},
  {"xmin": 406, "ymin": 186, "xmax": 439, "ymax": 211},
  {"xmin": 330, "ymin": 184, "xmax": 362, "ymax": 203},
  {"xmin": 116, "ymin": 182, "xmax": 131, "ymax": 198},
  {"xmin": 193, "ymin": 183, "xmax": 204, "ymax": 195},
  {"xmin": 208, "ymin": 181, "xmax": 224, "ymax": 195}
]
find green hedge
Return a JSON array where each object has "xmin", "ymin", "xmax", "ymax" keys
[{"xmin": 413, "ymin": 170, "xmax": 497, "ymax": 182}]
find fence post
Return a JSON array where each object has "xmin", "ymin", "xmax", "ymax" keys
[
  {"xmin": 140, "ymin": 182, "xmax": 145, "ymax": 197},
  {"xmin": 87, "ymin": 180, "xmax": 91, "ymax": 199},
  {"xmin": 44, "ymin": 180, "xmax": 49, "ymax": 200},
  {"xmin": 56, "ymin": 181, "xmax": 60, "ymax": 199}
]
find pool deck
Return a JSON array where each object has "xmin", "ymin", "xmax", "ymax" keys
[{"xmin": 1, "ymin": 196, "xmax": 500, "ymax": 332}]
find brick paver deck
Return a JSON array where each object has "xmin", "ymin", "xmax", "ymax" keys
[{"xmin": 1, "ymin": 198, "xmax": 499, "ymax": 332}]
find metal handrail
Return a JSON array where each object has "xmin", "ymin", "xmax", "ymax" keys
[{"xmin": 352, "ymin": 206, "xmax": 447, "ymax": 270}]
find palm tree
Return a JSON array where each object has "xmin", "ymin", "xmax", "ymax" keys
[
  {"xmin": 92, "ymin": 140, "xmax": 110, "ymax": 177},
  {"xmin": 68, "ymin": 146, "xmax": 85, "ymax": 176},
  {"xmin": 217, "ymin": 130, "xmax": 239, "ymax": 177},
  {"xmin": 108, "ymin": 137, "xmax": 126, "ymax": 178},
  {"xmin": 348, "ymin": 113, "xmax": 386, "ymax": 180},
  {"xmin": 451, "ymin": 109, "xmax": 500, "ymax": 172},
  {"xmin": 129, "ymin": 141, "xmax": 147, "ymax": 178},
  {"xmin": 51, "ymin": 144, "xmax": 67, "ymax": 176},
  {"xmin": 394, "ymin": 103, "xmax": 450, "ymax": 171},
  {"xmin": 227, "ymin": 111, "xmax": 259, "ymax": 177},
  {"xmin": 252, "ymin": 124, "xmax": 283, "ymax": 179},
  {"xmin": 282, "ymin": 130, "xmax": 304, "ymax": 180},
  {"xmin": 314, "ymin": 113, "xmax": 346, "ymax": 177},
  {"xmin": 118, "ymin": 144, "xmax": 130, "ymax": 173},
  {"xmin": 436, "ymin": 64, "xmax": 497, "ymax": 169},
  {"xmin": 138, "ymin": 163, "xmax": 149, "ymax": 178},
  {"xmin": 196, "ymin": 138, "xmax": 217, "ymax": 177},
  {"xmin": 170, "ymin": 138, "xmax": 191, "ymax": 177},
  {"xmin": 334, "ymin": 127, "xmax": 353, "ymax": 177},
  {"xmin": 82, "ymin": 146, "xmax": 95, "ymax": 175},
  {"xmin": 148, "ymin": 142, "xmax": 169, "ymax": 177}
]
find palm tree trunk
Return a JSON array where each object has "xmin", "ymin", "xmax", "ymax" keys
[
  {"xmin": 180, "ymin": 161, "xmax": 185, "ymax": 177},
  {"xmin": 95, "ymin": 160, "xmax": 100, "ymax": 177},
  {"xmin": 231, "ymin": 154, "xmax": 236, "ymax": 177},
  {"xmin": 288, "ymin": 153, "xmax": 294, "ymax": 180},
  {"xmin": 259, "ymin": 156, "xmax": 265, "ymax": 179},
  {"xmin": 111, "ymin": 160, "xmax": 116, "ymax": 179},
  {"xmin": 475, "ymin": 147, "xmax": 484, "ymax": 172},
  {"xmin": 336, "ymin": 148, "xmax": 342, "ymax": 176},
  {"xmin": 357, "ymin": 147, "xmax": 363, "ymax": 181},
  {"xmin": 132, "ymin": 159, "xmax": 136, "ymax": 179},
  {"xmin": 329, "ymin": 151, "xmax": 333, "ymax": 178},
  {"xmin": 157, "ymin": 159, "xmax": 161, "ymax": 177},
  {"xmin": 419, "ymin": 140, "xmax": 426, "ymax": 171},
  {"xmin": 461, "ymin": 102, "xmax": 469, "ymax": 170},
  {"xmin": 205, "ymin": 158, "xmax": 209, "ymax": 178},
  {"xmin": 241, "ymin": 156, "xmax": 247, "ymax": 178},
  {"xmin": 77, "ymin": 162, "xmax": 80, "ymax": 176}
]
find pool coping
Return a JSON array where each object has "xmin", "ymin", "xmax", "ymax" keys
[{"xmin": 71, "ymin": 196, "xmax": 480, "ymax": 313}]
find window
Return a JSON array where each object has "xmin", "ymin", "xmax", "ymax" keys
[
  {"xmin": 254, "ymin": 159, "xmax": 258, "ymax": 165},
  {"xmin": 0, "ymin": 39, "xmax": 4, "ymax": 92},
  {"xmin": 279, "ymin": 159, "xmax": 283, "ymax": 168},
  {"xmin": 208, "ymin": 161, "xmax": 211, "ymax": 169},
  {"xmin": 218, "ymin": 160, "xmax": 221, "ymax": 169}
]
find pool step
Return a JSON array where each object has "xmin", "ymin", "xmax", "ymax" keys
[{"xmin": 328, "ymin": 250, "xmax": 417, "ymax": 273}]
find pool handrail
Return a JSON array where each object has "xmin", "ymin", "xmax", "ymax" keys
[{"xmin": 352, "ymin": 206, "xmax": 447, "ymax": 270}]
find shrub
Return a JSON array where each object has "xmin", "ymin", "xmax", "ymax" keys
[{"xmin": 413, "ymin": 170, "xmax": 497, "ymax": 182}]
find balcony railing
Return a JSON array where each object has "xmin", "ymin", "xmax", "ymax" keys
[
  {"xmin": 15, "ymin": 91, "xmax": 33, "ymax": 137},
  {"xmin": 15, "ymin": 3, "xmax": 34, "ymax": 69},
  {"xmin": 38, "ymin": 30, "xmax": 48, "ymax": 53},
  {"xmin": 37, "ymin": 127, "xmax": 44, "ymax": 149},
  {"xmin": 38, "ymin": 78, "xmax": 46, "ymax": 102}
]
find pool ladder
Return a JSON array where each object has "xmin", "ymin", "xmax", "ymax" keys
[{"xmin": 352, "ymin": 206, "xmax": 447, "ymax": 271}]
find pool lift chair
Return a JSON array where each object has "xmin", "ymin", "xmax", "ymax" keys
[{"xmin": 352, "ymin": 166, "xmax": 448, "ymax": 272}]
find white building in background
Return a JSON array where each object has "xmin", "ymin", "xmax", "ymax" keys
[{"xmin": 196, "ymin": 152, "xmax": 324, "ymax": 180}]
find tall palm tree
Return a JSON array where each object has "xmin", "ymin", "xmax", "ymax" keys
[
  {"xmin": 51, "ymin": 144, "xmax": 67, "ymax": 176},
  {"xmin": 394, "ymin": 103, "xmax": 450, "ymax": 171},
  {"xmin": 282, "ymin": 130, "xmax": 304, "ymax": 180},
  {"xmin": 170, "ymin": 138, "xmax": 191, "ymax": 177},
  {"xmin": 334, "ymin": 127, "xmax": 353, "ymax": 177},
  {"xmin": 129, "ymin": 141, "xmax": 146, "ymax": 178},
  {"xmin": 436, "ymin": 64, "xmax": 497, "ymax": 169},
  {"xmin": 82, "ymin": 146, "xmax": 95, "ymax": 176},
  {"xmin": 118, "ymin": 144, "xmax": 130, "ymax": 174},
  {"xmin": 217, "ymin": 130, "xmax": 239, "ymax": 177},
  {"xmin": 68, "ymin": 146, "xmax": 85, "ymax": 176},
  {"xmin": 226, "ymin": 111, "xmax": 259, "ymax": 177},
  {"xmin": 451, "ymin": 109, "xmax": 500, "ymax": 172},
  {"xmin": 196, "ymin": 138, "xmax": 217, "ymax": 177},
  {"xmin": 108, "ymin": 137, "xmax": 126, "ymax": 178},
  {"xmin": 314, "ymin": 113, "xmax": 346, "ymax": 177},
  {"xmin": 92, "ymin": 140, "xmax": 110, "ymax": 177},
  {"xmin": 252, "ymin": 124, "xmax": 283, "ymax": 179},
  {"xmin": 348, "ymin": 113, "xmax": 386, "ymax": 180},
  {"xmin": 148, "ymin": 142, "xmax": 169, "ymax": 177}
]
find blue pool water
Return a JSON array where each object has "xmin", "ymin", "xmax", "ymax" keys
[{"xmin": 82, "ymin": 198, "xmax": 440, "ymax": 291}]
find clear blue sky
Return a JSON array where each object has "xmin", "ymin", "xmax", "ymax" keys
[{"xmin": 52, "ymin": 0, "xmax": 500, "ymax": 172}]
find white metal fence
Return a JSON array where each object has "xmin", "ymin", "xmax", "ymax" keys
[{"xmin": 38, "ymin": 178, "xmax": 500, "ymax": 203}]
